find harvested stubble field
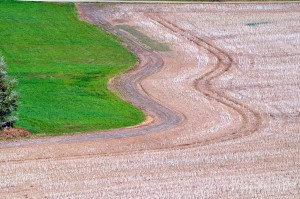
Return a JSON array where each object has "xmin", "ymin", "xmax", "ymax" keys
[{"xmin": 1, "ymin": 2, "xmax": 300, "ymax": 198}]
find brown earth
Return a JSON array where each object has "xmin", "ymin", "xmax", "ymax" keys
[
  {"xmin": 0, "ymin": 3, "xmax": 300, "ymax": 198},
  {"xmin": 0, "ymin": 128, "xmax": 31, "ymax": 139}
]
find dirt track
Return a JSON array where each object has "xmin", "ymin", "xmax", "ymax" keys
[{"xmin": 1, "ymin": 3, "xmax": 300, "ymax": 198}]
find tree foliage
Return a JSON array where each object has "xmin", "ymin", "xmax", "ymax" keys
[{"xmin": 0, "ymin": 57, "xmax": 18, "ymax": 130}]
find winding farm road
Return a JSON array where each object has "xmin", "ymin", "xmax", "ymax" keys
[{"xmin": 1, "ymin": 3, "xmax": 300, "ymax": 198}]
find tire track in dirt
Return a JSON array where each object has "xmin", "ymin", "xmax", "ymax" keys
[
  {"xmin": 75, "ymin": 4, "xmax": 261, "ymax": 150},
  {"xmin": 149, "ymin": 16, "xmax": 262, "ymax": 148},
  {"xmin": 75, "ymin": 6, "xmax": 183, "ymax": 135}
]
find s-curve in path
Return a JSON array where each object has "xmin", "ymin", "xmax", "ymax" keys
[{"xmin": 1, "ymin": 3, "xmax": 300, "ymax": 198}]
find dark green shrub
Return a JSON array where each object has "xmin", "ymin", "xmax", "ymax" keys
[{"xmin": 0, "ymin": 57, "xmax": 19, "ymax": 130}]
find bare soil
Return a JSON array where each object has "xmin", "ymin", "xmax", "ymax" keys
[
  {"xmin": 0, "ymin": 128, "xmax": 31, "ymax": 139},
  {"xmin": 0, "ymin": 3, "xmax": 299, "ymax": 198}
]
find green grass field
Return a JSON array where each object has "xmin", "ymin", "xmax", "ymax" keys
[{"xmin": 0, "ymin": 1, "xmax": 145, "ymax": 135}]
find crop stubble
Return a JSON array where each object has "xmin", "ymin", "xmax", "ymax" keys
[{"xmin": 0, "ymin": 3, "xmax": 300, "ymax": 198}]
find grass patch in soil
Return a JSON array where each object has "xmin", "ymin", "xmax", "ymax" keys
[
  {"xmin": 0, "ymin": 1, "xmax": 145, "ymax": 136},
  {"xmin": 116, "ymin": 25, "xmax": 170, "ymax": 52},
  {"xmin": 246, "ymin": 21, "xmax": 271, "ymax": 27}
]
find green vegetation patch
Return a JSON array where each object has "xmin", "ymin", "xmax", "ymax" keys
[
  {"xmin": 0, "ymin": 2, "xmax": 145, "ymax": 135},
  {"xmin": 116, "ymin": 25, "xmax": 170, "ymax": 51},
  {"xmin": 246, "ymin": 21, "xmax": 271, "ymax": 27}
]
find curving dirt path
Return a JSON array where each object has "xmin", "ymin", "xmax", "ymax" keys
[{"xmin": 1, "ymin": 3, "xmax": 300, "ymax": 198}]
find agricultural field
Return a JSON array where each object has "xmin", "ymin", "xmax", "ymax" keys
[
  {"xmin": 0, "ymin": 1, "xmax": 144, "ymax": 136},
  {"xmin": 1, "ymin": 2, "xmax": 300, "ymax": 198}
]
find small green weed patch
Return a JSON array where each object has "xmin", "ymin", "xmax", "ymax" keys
[
  {"xmin": 116, "ymin": 25, "xmax": 170, "ymax": 51},
  {"xmin": 246, "ymin": 21, "xmax": 271, "ymax": 27}
]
